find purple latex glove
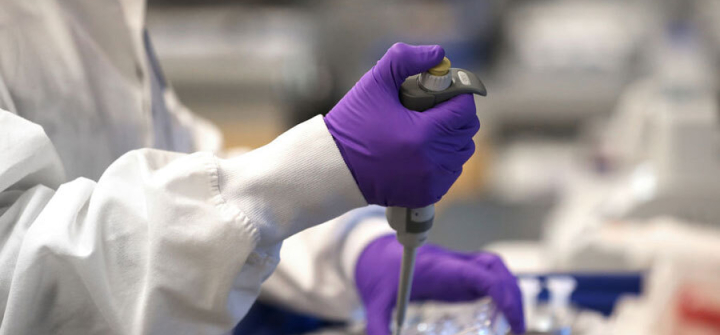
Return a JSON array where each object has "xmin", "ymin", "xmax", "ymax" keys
[
  {"xmin": 356, "ymin": 235, "xmax": 525, "ymax": 335},
  {"xmin": 324, "ymin": 43, "xmax": 480, "ymax": 208}
]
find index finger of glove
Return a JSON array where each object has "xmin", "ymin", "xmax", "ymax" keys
[
  {"xmin": 375, "ymin": 43, "xmax": 446, "ymax": 90},
  {"xmin": 424, "ymin": 94, "xmax": 479, "ymax": 131}
]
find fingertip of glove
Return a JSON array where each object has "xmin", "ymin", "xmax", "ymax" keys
[
  {"xmin": 418, "ymin": 45, "xmax": 446, "ymax": 70},
  {"xmin": 389, "ymin": 42, "xmax": 444, "ymax": 58},
  {"xmin": 384, "ymin": 43, "xmax": 446, "ymax": 75},
  {"xmin": 504, "ymin": 283, "xmax": 527, "ymax": 334},
  {"xmin": 424, "ymin": 44, "xmax": 445, "ymax": 61}
]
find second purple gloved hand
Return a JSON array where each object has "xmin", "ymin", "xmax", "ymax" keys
[
  {"xmin": 356, "ymin": 235, "xmax": 525, "ymax": 335},
  {"xmin": 324, "ymin": 43, "xmax": 480, "ymax": 208}
]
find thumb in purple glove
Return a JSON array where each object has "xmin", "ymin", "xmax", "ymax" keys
[
  {"xmin": 324, "ymin": 43, "xmax": 480, "ymax": 208},
  {"xmin": 355, "ymin": 235, "xmax": 525, "ymax": 335}
]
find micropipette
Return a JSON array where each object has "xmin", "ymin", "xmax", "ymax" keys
[{"xmin": 388, "ymin": 56, "xmax": 487, "ymax": 335}]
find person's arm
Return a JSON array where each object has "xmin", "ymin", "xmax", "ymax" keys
[{"xmin": 0, "ymin": 110, "xmax": 363, "ymax": 334}]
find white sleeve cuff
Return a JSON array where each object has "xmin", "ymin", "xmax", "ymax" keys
[{"xmin": 216, "ymin": 115, "xmax": 367, "ymax": 247}]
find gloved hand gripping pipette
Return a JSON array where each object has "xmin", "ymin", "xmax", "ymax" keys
[
  {"xmin": 387, "ymin": 56, "xmax": 487, "ymax": 335},
  {"xmin": 323, "ymin": 43, "xmax": 517, "ymax": 333}
]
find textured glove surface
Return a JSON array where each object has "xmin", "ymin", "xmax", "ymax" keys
[{"xmin": 324, "ymin": 43, "xmax": 480, "ymax": 208}]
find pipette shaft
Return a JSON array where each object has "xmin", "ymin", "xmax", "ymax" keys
[{"xmin": 394, "ymin": 244, "xmax": 418, "ymax": 335}]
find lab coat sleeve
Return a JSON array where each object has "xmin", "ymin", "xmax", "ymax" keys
[
  {"xmin": 160, "ymin": 68, "xmax": 389, "ymax": 321},
  {"xmin": 0, "ymin": 110, "xmax": 365, "ymax": 334},
  {"xmin": 259, "ymin": 206, "xmax": 395, "ymax": 321}
]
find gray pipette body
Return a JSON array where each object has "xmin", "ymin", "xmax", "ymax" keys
[
  {"xmin": 386, "ymin": 206, "xmax": 433, "ymax": 335},
  {"xmin": 388, "ymin": 58, "xmax": 486, "ymax": 335}
]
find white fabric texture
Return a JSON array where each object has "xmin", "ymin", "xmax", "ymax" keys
[
  {"xmin": 0, "ymin": 0, "xmax": 394, "ymax": 331},
  {"xmin": 217, "ymin": 116, "xmax": 366, "ymax": 249},
  {"xmin": 0, "ymin": 0, "xmax": 216, "ymax": 180},
  {"xmin": 0, "ymin": 111, "xmax": 367, "ymax": 334},
  {"xmin": 260, "ymin": 207, "xmax": 393, "ymax": 321}
]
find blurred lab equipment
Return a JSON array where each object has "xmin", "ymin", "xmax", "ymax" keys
[
  {"xmin": 539, "ymin": 17, "xmax": 720, "ymax": 272},
  {"xmin": 388, "ymin": 56, "xmax": 487, "ymax": 335},
  {"xmin": 483, "ymin": 0, "xmax": 651, "ymax": 135},
  {"xmin": 611, "ymin": 247, "xmax": 720, "ymax": 334},
  {"xmin": 146, "ymin": 5, "xmax": 320, "ymax": 148},
  {"xmin": 488, "ymin": 3, "xmax": 720, "ymax": 333},
  {"xmin": 518, "ymin": 275, "xmax": 621, "ymax": 335},
  {"xmin": 546, "ymin": 276, "xmax": 576, "ymax": 334},
  {"xmin": 519, "ymin": 277, "xmax": 542, "ymax": 330},
  {"xmin": 520, "ymin": 276, "xmax": 578, "ymax": 334}
]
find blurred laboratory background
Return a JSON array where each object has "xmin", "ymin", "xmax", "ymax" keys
[{"xmin": 146, "ymin": 0, "xmax": 720, "ymax": 333}]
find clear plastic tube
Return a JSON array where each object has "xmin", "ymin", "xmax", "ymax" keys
[
  {"xmin": 546, "ymin": 276, "xmax": 577, "ymax": 334},
  {"xmin": 518, "ymin": 277, "xmax": 542, "ymax": 329}
]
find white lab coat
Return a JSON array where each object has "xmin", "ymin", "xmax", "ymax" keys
[{"xmin": 0, "ymin": 0, "xmax": 392, "ymax": 334}]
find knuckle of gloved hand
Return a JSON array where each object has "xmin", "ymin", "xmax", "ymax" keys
[
  {"xmin": 459, "ymin": 116, "xmax": 480, "ymax": 133},
  {"xmin": 479, "ymin": 253, "xmax": 506, "ymax": 270},
  {"xmin": 466, "ymin": 116, "xmax": 481, "ymax": 133},
  {"xmin": 437, "ymin": 158, "xmax": 462, "ymax": 174},
  {"xmin": 438, "ymin": 153, "xmax": 466, "ymax": 174},
  {"xmin": 455, "ymin": 143, "xmax": 475, "ymax": 163},
  {"xmin": 465, "ymin": 141, "xmax": 477, "ymax": 157},
  {"xmin": 388, "ymin": 42, "xmax": 409, "ymax": 57},
  {"xmin": 484, "ymin": 274, "xmax": 504, "ymax": 295}
]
